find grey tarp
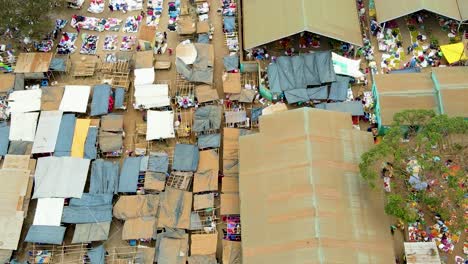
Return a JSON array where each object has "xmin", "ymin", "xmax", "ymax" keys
[
  {"xmin": 87, "ymin": 245, "xmax": 105, "ymax": 264},
  {"xmin": 239, "ymin": 89, "xmax": 256, "ymax": 103},
  {"xmin": 175, "ymin": 44, "xmax": 214, "ymax": 84},
  {"xmin": 197, "ymin": 34, "xmax": 210, "ymax": 44},
  {"xmin": 140, "ymin": 156, "xmax": 149, "ymax": 172},
  {"xmin": 307, "ymin": 86, "xmax": 328, "ymax": 100},
  {"xmin": 84, "ymin": 127, "xmax": 98, "ymax": 159},
  {"xmin": 188, "ymin": 255, "xmax": 217, "ymax": 264},
  {"xmin": 118, "ymin": 157, "xmax": 143, "ymax": 192},
  {"xmin": 223, "ymin": 56, "xmax": 239, "ymax": 71},
  {"xmin": 284, "ymin": 89, "xmax": 309, "ymax": 104},
  {"xmin": 49, "ymin": 58, "xmax": 66, "ymax": 72},
  {"xmin": 193, "ymin": 105, "xmax": 222, "ymax": 133},
  {"xmin": 25, "ymin": 226, "xmax": 66, "ymax": 245},
  {"xmin": 90, "ymin": 159, "xmax": 119, "ymax": 194},
  {"xmin": 8, "ymin": 141, "xmax": 32, "ymax": 155},
  {"xmin": 14, "ymin": 74, "xmax": 24, "ymax": 91},
  {"xmin": 72, "ymin": 222, "xmax": 111, "ymax": 243},
  {"xmin": 90, "ymin": 84, "xmax": 111, "ymax": 116},
  {"xmin": 114, "ymin": 87, "xmax": 125, "ymax": 109},
  {"xmin": 223, "ymin": 16, "xmax": 236, "ymax": 32},
  {"xmin": 155, "ymin": 229, "xmax": 188, "ymax": 264},
  {"xmin": 329, "ymin": 75, "xmax": 351, "ymax": 101},
  {"xmin": 172, "ymin": 144, "xmax": 199, "ymax": 172},
  {"xmin": 54, "ymin": 114, "xmax": 76, "ymax": 156},
  {"xmin": 315, "ymin": 101, "xmax": 364, "ymax": 116},
  {"xmin": 148, "ymin": 153, "xmax": 169, "ymax": 173},
  {"xmin": 390, "ymin": 67, "xmax": 421, "ymax": 74},
  {"xmin": 197, "ymin": 134, "xmax": 221, "ymax": 149},
  {"xmin": 0, "ymin": 123, "xmax": 9, "ymax": 155},
  {"xmin": 62, "ymin": 194, "xmax": 113, "ymax": 223},
  {"xmin": 251, "ymin": 107, "xmax": 263, "ymax": 122},
  {"xmin": 267, "ymin": 52, "xmax": 336, "ymax": 97}
]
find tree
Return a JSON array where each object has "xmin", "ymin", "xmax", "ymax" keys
[
  {"xmin": 360, "ymin": 110, "xmax": 468, "ymax": 230},
  {"xmin": 0, "ymin": 0, "xmax": 64, "ymax": 39}
]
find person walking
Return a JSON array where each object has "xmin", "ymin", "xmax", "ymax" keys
[
  {"xmin": 109, "ymin": 4, "xmax": 113, "ymax": 11},
  {"xmin": 163, "ymin": 31, "xmax": 167, "ymax": 40}
]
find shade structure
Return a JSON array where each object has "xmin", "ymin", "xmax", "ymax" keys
[
  {"xmin": 243, "ymin": 0, "xmax": 363, "ymax": 49},
  {"xmin": 59, "ymin": 85, "xmax": 91, "ymax": 113},
  {"xmin": 146, "ymin": 110, "xmax": 175, "ymax": 140},
  {"xmin": 32, "ymin": 111, "xmax": 63, "ymax": 154}
]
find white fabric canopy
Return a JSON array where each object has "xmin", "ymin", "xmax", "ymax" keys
[
  {"xmin": 332, "ymin": 52, "xmax": 365, "ymax": 78},
  {"xmin": 59, "ymin": 85, "xmax": 91, "ymax": 113},
  {"xmin": 7, "ymin": 89, "xmax": 42, "ymax": 114},
  {"xmin": 33, "ymin": 198, "xmax": 64, "ymax": 226},
  {"xmin": 146, "ymin": 110, "xmax": 175, "ymax": 140},
  {"xmin": 134, "ymin": 68, "xmax": 155, "ymax": 86},
  {"xmin": 31, "ymin": 111, "xmax": 63, "ymax": 154},
  {"xmin": 9, "ymin": 112, "xmax": 39, "ymax": 141},
  {"xmin": 134, "ymin": 84, "xmax": 170, "ymax": 109},
  {"xmin": 33, "ymin": 157, "xmax": 91, "ymax": 199}
]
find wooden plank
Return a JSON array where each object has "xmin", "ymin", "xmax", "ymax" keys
[{"xmin": 15, "ymin": 53, "xmax": 53, "ymax": 73}]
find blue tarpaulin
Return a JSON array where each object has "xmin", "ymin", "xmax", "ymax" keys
[
  {"xmin": 88, "ymin": 245, "xmax": 105, "ymax": 264},
  {"xmin": 84, "ymin": 127, "xmax": 98, "ymax": 159},
  {"xmin": 118, "ymin": 157, "xmax": 143, "ymax": 193},
  {"xmin": 251, "ymin": 107, "xmax": 263, "ymax": 122},
  {"xmin": 172, "ymin": 144, "xmax": 199, "ymax": 171},
  {"xmin": 0, "ymin": 123, "xmax": 9, "ymax": 156},
  {"xmin": 54, "ymin": 114, "xmax": 76, "ymax": 157},
  {"xmin": 62, "ymin": 194, "xmax": 113, "ymax": 223},
  {"xmin": 114, "ymin": 87, "xmax": 125, "ymax": 109},
  {"xmin": 25, "ymin": 226, "xmax": 66, "ymax": 245},
  {"xmin": 90, "ymin": 159, "xmax": 119, "ymax": 194},
  {"xmin": 197, "ymin": 134, "xmax": 221, "ymax": 149},
  {"xmin": 49, "ymin": 58, "xmax": 66, "ymax": 72},
  {"xmin": 148, "ymin": 154, "xmax": 169, "ymax": 173},
  {"xmin": 197, "ymin": 34, "xmax": 210, "ymax": 43},
  {"xmin": 90, "ymin": 84, "xmax": 111, "ymax": 116},
  {"xmin": 223, "ymin": 56, "xmax": 239, "ymax": 71},
  {"xmin": 315, "ymin": 101, "xmax": 364, "ymax": 116},
  {"xmin": 223, "ymin": 16, "xmax": 236, "ymax": 32}
]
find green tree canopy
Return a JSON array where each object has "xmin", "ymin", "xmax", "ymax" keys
[
  {"xmin": 360, "ymin": 110, "xmax": 468, "ymax": 230},
  {"xmin": 0, "ymin": 0, "xmax": 63, "ymax": 39}
]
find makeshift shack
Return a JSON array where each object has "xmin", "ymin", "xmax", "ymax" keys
[
  {"xmin": 238, "ymin": 108, "xmax": 395, "ymax": 263},
  {"xmin": 61, "ymin": 194, "xmax": 113, "ymax": 223},
  {"xmin": 158, "ymin": 187, "xmax": 192, "ymax": 229},
  {"xmin": 59, "ymin": 85, "xmax": 91, "ymax": 113},
  {"xmin": 31, "ymin": 111, "xmax": 63, "ymax": 154},
  {"xmin": 176, "ymin": 43, "xmax": 214, "ymax": 84},
  {"xmin": 41, "ymin": 86, "xmax": 64, "ymax": 111},
  {"xmin": 118, "ymin": 157, "xmax": 143, "ymax": 193},
  {"xmin": 14, "ymin": 53, "xmax": 53, "ymax": 80},
  {"xmin": 134, "ymin": 84, "xmax": 170, "ymax": 109},
  {"xmin": 7, "ymin": 89, "xmax": 42, "ymax": 114},
  {"xmin": 146, "ymin": 110, "xmax": 176, "ymax": 140},
  {"xmin": 195, "ymin": 85, "xmax": 219, "ymax": 104},
  {"xmin": 99, "ymin": 114, "xmax": 124, "ymax": 157},
  {"xmin": 193, "ymin": 149, "xmax": 219, "ymax": 193},
  {"xmin": 144, "ymin": 153, "xmax": 169, "ymax": 191},
  {"xmin": 404, "ymin": 242, "xmax": 441, "ymax": 264},
  {"xmin": 155, "ymin": 229, "xmax": 189, "ymax": 264},
  {"xmin": 172, "ymin": 144, "xmax": 199, "ymax": 172},
  {"xmin": 90, "ymin": 84, "xmax": 112, "ymax": 116},
  {"xmin": 193, "ymin": 105, "xmax": 222, "ymax": 133},
  {"xmin": 135, "ymin": 50, "xmax": 154, "ymax": 69}
]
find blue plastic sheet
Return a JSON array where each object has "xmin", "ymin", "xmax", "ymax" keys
[
  {"xmin": 197, "ymin": 34, "xmax": 210, "ymax": 43},
  {"xmin": 197, "ymin": 134, "xmax": 221, "ymax": 149},
  {"xmin": 223, "ymin": 56, "xmax": 239, "ymax": 71},
  {"xmin": 49, "ymin": 58, "xmax": 66, "ymax": 72},
  {"xmin": 118, "ymin": 157, "xmax": 143, "ymax": 193},
  {"xmin": 0, "ymin": 123, "xmax": 9, "ymax": 156},
  {"xmin": 90, "ymin": 84, "xmax": 111, "ymax": 116},
  {"xmin": 88, "ymin": 245, "xmax": 105, "ymax": 264},
  {"xmin": 329, "ymin": 75, "xmax": 350, "ymax": 101},
  {"xmin": 114, "ymin": 87, "xmax": 125, "ymax": 109},
  {"xmin": 90, "ymin": 159, "xmax": 119, "ymax": 194},
  {"xmin": 25, "ymin": 226, "xmax": 66, "ymax": 245},
  {"xmin": 251, "ymin": 107, "xmax": 263, "ymax": 122},
  {"xmin": 172, "ymin": 144, "xmax": 199, "ymax": 172},
  {"xmin": 54, "ymin": 114, "xmax": 76, "ymax": 157},
  {"xmin": 147, "ymin": 154, "xmax": 169, "ymax": 173},
  {"xmin": 62, "ymin": 194, "xmax": 113, "ymax": 224},
  {"xmin": 84, "ymin": 127, "xmax": 98, "ymax": 159},
  {"xmin": 223, "ymin": 16, "xmax": 236, "ymax": 32}
]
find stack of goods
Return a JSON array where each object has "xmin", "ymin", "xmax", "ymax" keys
[
  {"xmin": 55, "ymin": 19, "xmax": 68, "ymax": 29},
  {"xmin": 80, "ymin": 34, "xmax": 99, "ymax": 55},
  {"xmin": 196, "ymin": 2, "xmax": 209, "ymax": 21},
  {"xmin": 103, "ymin": 18, "xmax": 122, "ymax": 31},
  {"xmin": 123, "ymin": 15, "xmax": 143, "ymax": 33},
  {"xmin": 221, "ymin": 0, "xmax": 237, "ymax": 16},
  {"xmin": 88, "ymin": 0, "xmax": 105, "ymax": 13},
  {"xmin": 109, "ymin": 0, "xmax": 143, "ymax": 12},
  {"xmin": 34, "ymin": 40, "xmax": 54, "ymax": 52},
  {"xmin": 146, "ymin": 0, "xmax": 163, "ymax": 26},
  {"xmin": 120, "ymin": 36, "xmax": 137, "ymax": 51},
  {"xmin": 167, "ymin": 1, "xmax": 180, "ymax": 31},
  {"xmin": 57, "ymin": 32, "xmax": 78, "ymax": 54},
  {"xmin": 71, "ymin": 15, "xmax": 106, "ymax": 32},
  {"xmin": 103, "ymin": 35, "xmax": 118, "ymax": 51}
]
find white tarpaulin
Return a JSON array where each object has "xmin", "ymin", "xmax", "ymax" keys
[
  {"xmin": 33, "ymin": 198, "xmax": 64, "ymax": 226},
  {"xmin": 59, "ymin": 85, "xmax": 91, "ymax": 113},
  {"xmin": 9, "ymin": 112, "xmax": 39, "ymax": 141},
  {"xmin": 31, "ymin": 111, "xmax": 63, "ymax": 154},
  {"xmin": 7, "ymin": 89, "xmax": 42, "ymax": 114},
  {"xmin": 33, "ymin": 156, "xmax": 91, "ymax": 199},
  {"xmin": 146, "ymin": 110, "xmax": 175, "ymax": 140},
  {"xmin": 134, "ymin": 84, "xmax": 170, "ymax": 109},
  {"xmin": 176, "ymin": 43, "xmax": 197, "ymax": 65},
  {"xmin": 134, "ymin": 68, "xmax": 155, "ymax": 86},
  {"xmin": 332, "ymin": 52, "xmax": 364, "ymax": 78}
]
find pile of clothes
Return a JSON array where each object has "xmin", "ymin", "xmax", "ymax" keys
[
  {"xmin": 88, "ymin": 0, "xmax": 105, "ymax": 13},
  {"xmin": 104, "ymin": 18, "xmax": 122, "ymax": 31},
  {"xmin": 71, "ymin": 15, "xmax": 106, "ymax": 32},
  {"xmin": 167, "ymin": 0, "xmax": 180, "ymax": 31},
  {"xmin": 80, "ymin": 34, "xmax": 99, "ymax": 55},
  {"xmin": 120, "ymin": 35, "xmax": 136, "ymax": 51},
  {"xmin": 57, "ymin": 32, "xmax": 78, "ymax": 54},
  {"xmin": 123, "ymin": 15, "xmax": 143, "ymax": 33},
  {"xmin": 103, "ymin": 35, "xmax": 118, "ymax": 51},
  {"xmin": 196, "ymin": 2, "xmax": 209, "ymax": 21},
  {"xmin": 146, "ymin": 0, "xmax": 163, "ymax": 26},
  {"xmin": 34, "ymin": 40, "xmax": 54, "ymax": 52}
]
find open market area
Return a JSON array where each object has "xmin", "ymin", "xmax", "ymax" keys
[{"xmin": 0, "ymin": 0, "xmax": 466, "ymax": 263}]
